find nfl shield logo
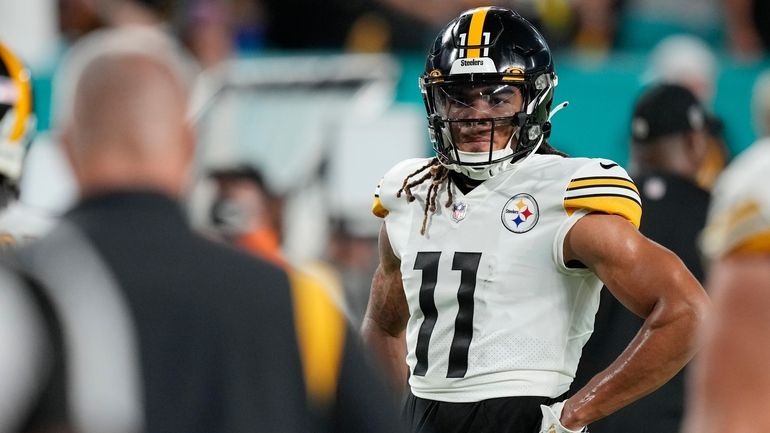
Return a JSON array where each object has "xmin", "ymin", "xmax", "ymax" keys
[{"xmin": 451, "ymin": 202, "xmax": 467, "ymax": 222}]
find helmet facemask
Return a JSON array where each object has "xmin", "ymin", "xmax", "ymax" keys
[{"xmin": 423, "ymin": 74, "xmax": 555, "ymax": 180}]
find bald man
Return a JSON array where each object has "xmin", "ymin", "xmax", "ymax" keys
[
  {"xmin": 61, "ymin": 45, "xmax": 193, "ymax": 197},
  {"xmin": 0, "ymin": 27, "xmax": 404, "ymax": 433}
]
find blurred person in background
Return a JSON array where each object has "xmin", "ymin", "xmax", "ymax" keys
[
  {"xmin": 571, "ymin": 0, "xmax": 622, "ymax": 52},
  {"xmin": 643, "ymin": 34, "xmax": 729, "ymax": 191},
  {"xmin": 645, "ymin": 35, "xmax": 718, "ymax": 104},
  {"xmin": 571, "ymin": 83, "xmax": 712, "ymax": 433},
  {"xmin": 682, "ymin": 138, "xmax": 770, "ymax": 433},
  {"xmin": 58, "ymin": 0, "xmax": 105, "ymax": 43},
  {"xmin": 178, "ymin": 0, "xmax": 234, "ymax": 68},
  {"xmin": 0, "ymin": 26, "xmax": 404, "ymax": 433},
  {"xmin": 363, "ymin": 7, "xmax": 709, "ymax": 433},
  {"xmin": 0, "ymin": 42, "xmax": 56, "ymax": 248},
  {"xmin": 94, "ymin": 0, "xmax": 179, "ymax": 27},
  {"xmin": 61, "ymin": 0, "xmax": 233, "ymax": 69},
  {"xmin": 208, "ymin": 164, "xmax": 285, "ymax": 265},
  {"xmin": 724, "ymin": 0, "xmax": 770, "ymax": 58},
  {"xmin": 206, "ymin": 164, "xmax": 352, "ymax": 322},
  {"xmin": 326, "ymin": 218, "xmax": 380, "ymax": 329}
]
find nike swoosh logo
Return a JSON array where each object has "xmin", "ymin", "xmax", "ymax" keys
[{"xmin": 600, "ymin": 162, "xmax": 618, "ymax": 169}]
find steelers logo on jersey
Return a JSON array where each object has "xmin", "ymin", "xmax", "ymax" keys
[{"xmin": 501, "ymin": 193, "xmax": 539, "ymax": 233}]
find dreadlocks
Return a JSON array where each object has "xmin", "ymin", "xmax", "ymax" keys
[
  {"xmin": 396, "ymin": 158, "xmax": 452, "ymax": 236},
  {"xmin": 397, "ymin": 142, "xmax": 568, "ymax": 236}
]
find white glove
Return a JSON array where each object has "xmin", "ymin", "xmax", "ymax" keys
[{"xmin": 538, "ymin": 401, "xmax": 586, "ymax": 433}]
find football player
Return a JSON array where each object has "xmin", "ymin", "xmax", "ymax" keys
[
  {"xmin": 362, "ymin": 7, "xmax": 710, "ymax": 433},
  {"xmin": 0, "ymin": 42, "xmax": 54, "ymax": 248},
  {"xmin": 682, "ymin": 138, "xmax": 770, "ymax": 433}
]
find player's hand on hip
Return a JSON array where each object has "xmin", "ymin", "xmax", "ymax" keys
[{"xmin": 538, "ymin": 401, "xmax": 586, "ymax": 433}]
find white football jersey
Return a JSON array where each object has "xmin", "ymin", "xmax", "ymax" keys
[
  {"xmin": 372, "ymin": 154, "xmax": 641, "ymax": 402},
  {"xmin": 701, "ymin": 138, "xmax": 770, "ymax": 259}
]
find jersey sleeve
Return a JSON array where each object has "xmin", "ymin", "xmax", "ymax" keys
[
  {"xmin": 371, "ymin": 158, "xmax": 432, "ymax": 219},
  {"xmin": 562, "ymin": 159, "xmax": 642, "ymax": 228},
  {"xmin": 371, "ymin": 178, "xmax": 388, "ymax": 218},
  {"xmin": 701, "ymin": 140, "xmax": 770, "ymax": 259}
]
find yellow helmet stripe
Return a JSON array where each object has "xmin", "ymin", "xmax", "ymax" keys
[
  {"xmin": 0, "ymin": 43, "xmax": 32, "ymax": 143},
  {"xmin": 466, "ymin": 7, "xmax": 490, "ymax": 58}
]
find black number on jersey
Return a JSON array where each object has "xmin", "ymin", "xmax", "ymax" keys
[{"xmin": 413, "ymin": 251, "xmax": 482, "ymax": 378}]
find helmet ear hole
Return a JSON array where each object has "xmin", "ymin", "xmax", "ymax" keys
[
  {"xmin": 430, "ymin": 114, "xmax": 444, "ymax": 130},
  {"xmin": 516, "ymin": 114, "xmax": 542, "ymax": 149},
  {"xmin": 542, "ymin": 121, "xmax": 552, "ymax": 139}
]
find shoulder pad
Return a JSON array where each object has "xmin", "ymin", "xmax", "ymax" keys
[
  {"xmin": 563, "ymin": 159, "xmax": 642, "ymax": 228},
  {"xmin": 371, "ymin": 158, "xmax": 434, "ymax": 219},
  {"xmin": 372, "ymin": 178, "xmax": 388, "ymax": 218},
  {"xmin": 702, "ymin": 140, "xmax": 770, "ymax": 258}
]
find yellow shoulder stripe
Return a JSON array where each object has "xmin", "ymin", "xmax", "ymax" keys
[
  {"xmin": 564, "ymin": 196, "xmax": 642, "ymax": 228},
  {"xmin": 731, "ymin": 230, "xmax": 770, "ymax": 255},
  {"xmin": 567, "ymin": 177, "xmax": 639, "ymax": 194},
  {"xmin": 290, "ymin": 271, "xmax": 346, "ymax": 407},
  {"xmin": 372, "ymin": 196, "xmax": 389, "ymax": 218}
]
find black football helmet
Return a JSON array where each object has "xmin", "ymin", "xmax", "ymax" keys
[
  {"xmin": 0, "ymin": 42, "xmax": 35, "ymax": 184},
  {"xmin": 420, "ymin": 7, "xmax": 557, "ymax": 179}
]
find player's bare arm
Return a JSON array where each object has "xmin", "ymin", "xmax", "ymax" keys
[
  {"xmin": 361, "ymin": 223, "xmax": 410, "ymax": 395},
  {"xmin": 559, "ymin": 213, "xmax": 710, "ymax": 430},
  {"xmin": 682, "ymin": 256, "xmax": 770, "ymax": 433}
]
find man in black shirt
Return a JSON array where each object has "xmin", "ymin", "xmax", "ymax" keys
[
  {"xmin": 0, "ymin": 26, "xmax": 403, "ymax": 433},
  {"xmin": 571, "ymin": 83, "xmax": 712, "ymax": 433}
]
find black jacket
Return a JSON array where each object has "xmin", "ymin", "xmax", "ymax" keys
[{"xmin": 6, "ymin": 191, "xmax": 403, "ymax": 433}]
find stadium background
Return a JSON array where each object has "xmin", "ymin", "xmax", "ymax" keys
[{"xmin": 1, "ymin": 0, "xmax": 769, "ymax": 323}]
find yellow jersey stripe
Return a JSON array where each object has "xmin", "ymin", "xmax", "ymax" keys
[
  {"xmin": 290, "ymin": 271, "xmax": 346, "ymax": 407},
  {"xmin": 564, "ymin": 195, "xmax": 642, "ymax": 228},
  {"xmin": 727, "ymin": 200, "xmax": 761, "ymax": 231},
  {"xmin": 372, "ymin": 197, "xmax": 389, "ymax": 218},
  {"xmin": 567, "ymin": 177, "xmax": 639, "ymax": 194},
  {"xmin": 731, "ymin": 230, "xmax": 770, "ymax": 255},
  {"xmin": 0, "ymin": 44, "xmax": 32, "ymax": 142},
  {"xmin": 466, "ymin": 7, "xmax": 490, "ymax": 58}
]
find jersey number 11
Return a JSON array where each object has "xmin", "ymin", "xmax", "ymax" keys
[{"xmin": 413, "ymin": 251, "xmax": 481, "ymax": 378}]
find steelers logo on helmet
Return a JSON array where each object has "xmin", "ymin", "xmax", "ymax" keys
[
  {"xmin": 501, "ymin": 193, "xmax": 539, "ymax": 233},
  {"xmin": 420, "ymin": 7, "xmax": 557, "ymax": 181}
]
